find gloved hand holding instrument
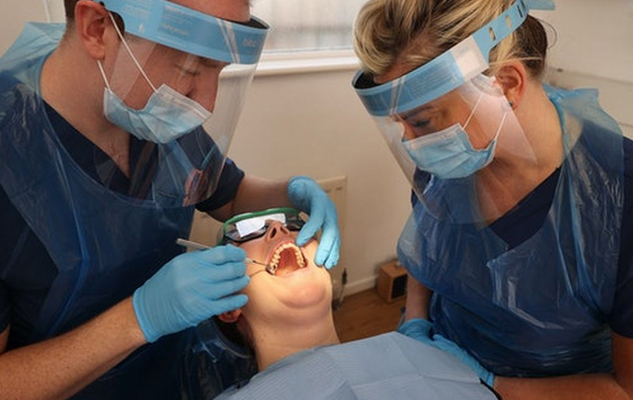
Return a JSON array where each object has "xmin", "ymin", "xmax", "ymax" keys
[{"xmin": 133, "ymin": 245, "xmax": 250, "ymax": 343}]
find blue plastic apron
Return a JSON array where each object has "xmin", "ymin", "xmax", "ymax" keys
[
  {"xmin": 0, "ymin": 23, "xmax": 248, "ymax": 398},
  {"xmin": 398, "ymin": 85, "xmax": 624, "ymax": 377}
]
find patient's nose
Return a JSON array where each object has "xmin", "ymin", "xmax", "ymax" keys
[{"xmin": 266, "ymin": 221, "xmax": 290, "ymax": 241}]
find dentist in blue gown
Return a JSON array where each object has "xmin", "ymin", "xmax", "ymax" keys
[
  {"xmin": 0, "ymin": 0, "xmax": 339, "ymax": 399},
  {"xmin": 353, "ymin": 0, "xmax": 633, "ymax": 398}
]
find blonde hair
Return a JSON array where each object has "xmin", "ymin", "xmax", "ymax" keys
[{"xmin": 354, "ymin": 0, "xmax": 548, "ymax": 79}]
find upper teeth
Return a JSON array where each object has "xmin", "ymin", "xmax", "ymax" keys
[{"xmin": 269, "ymin": 243, "xmax": 306, "ymax": 273}]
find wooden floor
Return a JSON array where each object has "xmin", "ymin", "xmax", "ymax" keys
[{"xmin": 332, "ymin": 288, "xmax": 406, "ymax": 343}]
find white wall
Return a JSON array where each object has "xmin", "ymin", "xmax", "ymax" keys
[
  {"xmin": 533, "ymin": 0, "xmax": 633, "ymax": 136},
  {"xmin": 0, "ymin": 0, "xmax": 64, "ymax": 55},
  {"xmin": 218, "ymin": 69, "xmax": 412, "ymax": 294},
  {"xmin": 532, "ymin": 0, "xmax": 633, "ymax": 83}
]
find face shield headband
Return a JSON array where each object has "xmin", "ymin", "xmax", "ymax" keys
[
  {"xmin": 352, "ymin": 0, "xmax": 554, "ymax": 116},
  {"xmin": 98, "ymin": 0, "xmax": 269, "ymax": 64}
]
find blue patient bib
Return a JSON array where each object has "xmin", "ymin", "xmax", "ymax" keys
[{"xmin": 216, "ymin": 332, "xmax": 498, "ymax": 400}]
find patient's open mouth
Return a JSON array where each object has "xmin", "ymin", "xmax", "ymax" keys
[{"xmin": 268, "ymin": 242, "xmax": 307, "ymax": 276}]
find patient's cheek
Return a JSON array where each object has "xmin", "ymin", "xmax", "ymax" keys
[{"xmin": 302, "ymin": 241, "xmax": 319, "ymax": 262}]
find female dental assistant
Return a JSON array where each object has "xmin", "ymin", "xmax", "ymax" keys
[
  {"xmin": 353, "ymin": 0, "xmax": 633, "ymax": 398},
  {"xmin": 0, "ymin": 0, "xmax": 339, "ymax": 399}
]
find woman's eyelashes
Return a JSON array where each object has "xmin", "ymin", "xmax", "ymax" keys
[
  {"xmin": 411, "ymin": 118, "xmax": 431, "ymax": 129},
  {"xmin": 402, "ymin": 107, "xmax": 438, "ymax": 133}
]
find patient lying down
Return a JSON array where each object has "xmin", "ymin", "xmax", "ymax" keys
[{"xmin": 213, "ymin": 209, "xmax": 500, "ymax": 400}]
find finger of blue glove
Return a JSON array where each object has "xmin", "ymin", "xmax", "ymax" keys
[
  {"xmin": 429, "ymin": 334, "xmax": 454, "ymax": 350},
  {"xmin": 296, "ymin": 213, "xmax": 340, "ymax": 269},
  {"xmin": 192, "ymin": 274, "xmax": 251, "ymax": 300},
  {"xmin": 192, "ymin": 259, "xmax": 247, "ymax": 283},
  {"xmin": 314, "ymin": 207, "xmax": 340, "ymax": 268},
  {"xmin": 210, "ymin": 293, "xmax": 249, "ymax": 315},
  {"xmin": 397, "ymin": 318, "xmax": 433, "ymax": 344},
  {"xmin": 181, "ymin": 287, "xmax": 250, "ymax": 321},
  {"xmin": 295, "ymin": 207, "xmax": 323, "ymax": 247},
  {"xmin": 320, "ymin": 235, "xmax": 340, "ymax": 269},
  {"xmin": 197, "ymin": 244, "xmax": 246, "ymax": 264},
  {"xmin": 287, "ymin": 176, "xmax": 312, "ymax": 211}
]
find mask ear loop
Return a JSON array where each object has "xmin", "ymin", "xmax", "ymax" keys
[
  {"xmin": 106, "ymin": 11, "xmax": 158, "ymax": 93},
  {"xmin": 462, "ymin": 91, "xmax": 507, "ymax": 148},
  {"xmin": 484, "ymin": 86, "xmax": 512, "ymax": 145},
  {"xmin": 96, "ymin": 60, "xmax": 112, "ymax": 90}
]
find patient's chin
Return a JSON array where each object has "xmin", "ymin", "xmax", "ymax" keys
[{"xmin": 281, "ymin": 280, "xmax": 331, "ymax": 309}]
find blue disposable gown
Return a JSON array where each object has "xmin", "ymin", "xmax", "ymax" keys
[
  {"xmin": 398, "ymin": 85, "xmax": 624, "ymax": 377},
  {"xmin": 0, "ymin": 23, "xmax": 254, "ymax": 398}
]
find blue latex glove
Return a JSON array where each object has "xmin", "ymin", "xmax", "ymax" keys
[
  {"xmin": 397, "ymin": 318, "xmax": 434, "ymax": 345},
  {"xmin": 430, "ymin": 334, "xmax": 495, "ymax": 387},
  {"xmin": 287, "ymin": 176, "xmax": 340, "ymax": 269},
  {"xmin": 133, "ymin": 245, "xmax": 249, "ymax": 343}
]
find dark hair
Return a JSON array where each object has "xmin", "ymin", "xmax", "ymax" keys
[
  {"xmin": 513, "ymin": 15, "xmax": 550, "ymax": 78},
  {"xmin": 212, "ymin": 316, "xmax": 254, "ymax": 352},
  {"xmin": 64, "ymin": 0, "xmax": 79, "ymax": 20}
]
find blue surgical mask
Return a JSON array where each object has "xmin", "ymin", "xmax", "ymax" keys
[
  {"xmin": 402, "ymin": 124, "xmax": 500, "ymax": 179},
  {"xmin": 97, "ymin": 57, "xmax": 211, "ymax": 144},
  {"xmin": 402, "ymin": 100, "xmax": 506, "ymax": 179}
]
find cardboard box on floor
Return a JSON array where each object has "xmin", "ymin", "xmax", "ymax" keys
[{"xmin": 376, "ymin": 260, "xmax": 408, "ymax": 303}]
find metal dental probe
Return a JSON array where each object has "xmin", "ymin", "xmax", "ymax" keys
[{"xmin": 176, "ymin": 238, "xmax": 276, "ymax": 276}]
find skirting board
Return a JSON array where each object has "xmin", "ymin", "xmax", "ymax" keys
[{"xmin": 343, "ymin": 275, "xmax": 378, "ymax": 296}]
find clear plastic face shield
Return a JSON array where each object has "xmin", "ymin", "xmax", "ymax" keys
[
  {"xmin": 96, "ymin": 0, "xmax": 268, "ymax": 207},
  {"xmin": 353, "ymin": 0, "xmax": 554, "ymax": 223}
]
